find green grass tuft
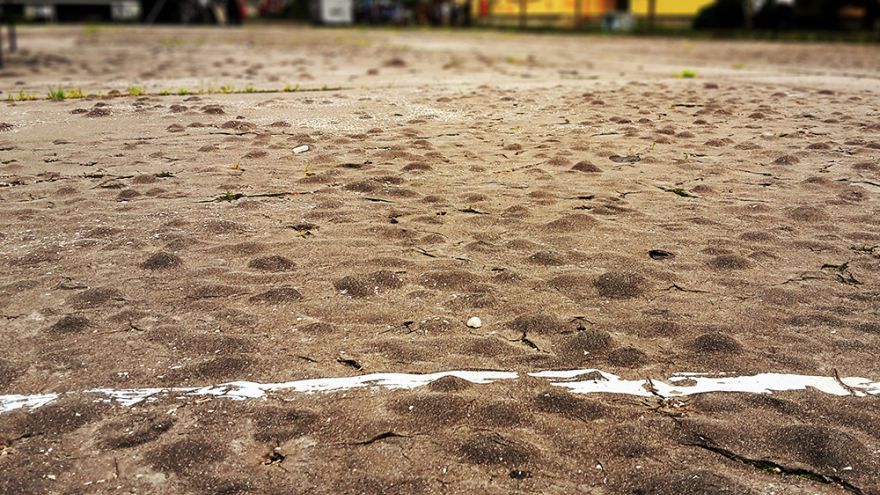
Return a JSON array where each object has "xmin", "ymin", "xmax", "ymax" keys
[
  {"xmin": 47, "ymin": 87, "xmax": 67, "ymax": 100},
  {"xmin": 18, "ymin": 90, "xmax": 38, "ymax": 101}
]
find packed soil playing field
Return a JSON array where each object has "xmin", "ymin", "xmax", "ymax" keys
[{"xmin": 1, "ymin": 25, "xmax": 880, "ymax": 494}]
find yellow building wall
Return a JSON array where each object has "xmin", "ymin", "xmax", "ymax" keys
[
  {"xmin": 475, "ymin": 0, "xmax": 614, "ymax": 17},
  {"xmin": 630, "ymin": 0, "xmax": 714, "ymax": 16}
]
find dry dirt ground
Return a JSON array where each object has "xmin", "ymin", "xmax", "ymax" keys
[{"xmin": 1, "ymin": 25, "xmax": 880, "ymax": 494}]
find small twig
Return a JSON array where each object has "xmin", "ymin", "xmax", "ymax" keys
[{"xmin": 832, "ymin": 368, "xmax": 859, "ymax": 396}]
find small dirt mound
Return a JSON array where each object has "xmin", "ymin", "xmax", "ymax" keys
[
  {"xmin": 546, "ymin": 214, "xmax": 595, "ymax": 231},
  {"xmin": 739, "ymin": 231, "xmax": 775, "ymax": 242},
  {"xmin": 390, "ymin": 395, "xmax": 469, "ymax": 427},
  {"xmin": 533, "ymin": 391, "xmax": 606, "ymax": 420},
  {"xmin": 707, "ymin": 254, "xmax": 750, "ymax": 270},
  {"xmin": 545, "ymin": 156, "xmax": 572, "ymax": 167},
  {"xmin": 788, "ymin": 206, "xmax": 829, "ymax": 222},
  {"xmin": 506, "ymin": 313, "xmax": 568, "ymax": 335},
  {"xmin": 691, "ymin": 332, "xmax": 742, "ymax": 354},
  {"xmin": 141, "ymin": 252, "xmax": 182, "ymax": 270},
  {"xmin": 132, "ymin": 174, "xmax": 158, "ymax": 185},
  {"xmin": 69, "ymin": 287, "xmax": 123, "ymax": 308},
  {"xmin": 248, "ymin": 255, "xmax": 295, "ymax": 272},
  {"xmin": 116, "ymin": 189, "xmax": 141, "ymax": 201},
  {"xmin": 191, "ymin": 356, "xmax": 252, "ymax": 380},
  {"xmin": 473, "ymin": 401, "xmax": 528, "ymax": 427},
  {"xmin": 594, "ymin": 271, "xmax": 646, "ymax": 298},
  {"xmin": 202, "ymin": 105, "xmax": 225, "ymax": 115},
  {"xmin": 250, "ymin": 287, "xmax": 303, "ymax": 304},
  {"xmin": 427, "ymin": 375, "xmax": 473, "ymax": 392},
  {"xmin": 402, "ymin": 162, "xmax": 432, "ymax": 172},
  {"xmin": 384, "ymin": 57, "xmax": 407, "ymax": 67},
  {"xmin": 220, "ymin": 120, "xmax": 256, "ymax": 132},
  {"xmin": 560, "ymin": 329, "xmax": 615, "ymax": 357},
  {"xmin": 49, "ymin": 315, "xmax": 90, "ymax": 333},
  {"xmin": 418, "ymin": 270, "xmax": 482, "ymax": 291},
  {"xmin": 773, "ymin": 155, "xmax": 800, "ymax": 165},
  {"xmin": 335, "ymin": 270, "xmax": 404, "ymax": 297},
  {"xmin": 243, "ymin": 150, "xmax": 267, "ymax": 159},
  {"xmin": 607, "ymin": 346, "xmax": 648, "ymax": 367},
  {"xmin": 526, "ymin": 251, "xmax": 567, "ymax": 266},
  {"xmin": 85, "ymin": 107, "xmax": 111, "ymax": 118},
  {"xmin": 344, "ymin": 180, "xmax": 378, "ymax": 193},
  {"xmin": 300, "ymin": 321, "xmax": 336, "ymax": 333},
  {"xmin": 502, "ymin": 205, "xmax": 532, "ymax": 220},
  {"xmin": 458, "ymin": 433, "xmax": 533, "ymax": 466},
  {"xmin": 773, "ymin": 424, "xmax": 868, "ymax": 472},
  {"xmin": 571, "ymin": 161, "xmax": 601, "ymax": 173},
  {"xmin": 252, "ymin": 406, "xmax": 319, "ymax": 443}
]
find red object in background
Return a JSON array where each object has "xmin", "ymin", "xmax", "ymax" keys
[
  {"xmin": 479, "ymin": 0, "xmax": 489, "ymax": 16},
  {"xmin": 259, "ymin": 0, "xmax": 285, "ymax": 16}
]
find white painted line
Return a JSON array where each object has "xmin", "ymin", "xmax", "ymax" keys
[
  {"xmin": 84, "ymin": 370, "xmax": 519, "ymax": 408},
  {"xmin": 0, "ymin": 393, "xmax": 60, "ymax": 414},
  {"xmin": 1, "ymin": 369, "xmax": 878, "ymax": 415},
  {"xmin": 528, "ymin": 370, "xmax": 880, "ymax": 398}
]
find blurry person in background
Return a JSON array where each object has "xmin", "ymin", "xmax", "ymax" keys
[
  {"xmin": 440, "ymin": 0, "xmax": 451, "ymax": 25},
  {"xmin": 695, "ymin": 0, "xmax": 880, "ymax": 31},
  {"xmin": 140, "ymin": 0, "xmax": 245, "ymax": 24},
  {"xmin": 452, "ymin": 0, "xmax": 470, "ymax": 25}
]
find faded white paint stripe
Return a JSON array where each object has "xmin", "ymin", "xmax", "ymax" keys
[
  {"xmin": 529, "ymin": 369, "xmax": 880, "ymax": 398},
  {"xmin": 2, "ymin": 370, "xmax": 878, "ymax": 415},
  {"xmin": 0, "ymin": 393, "xmax": 59, "ymax": 414},
  {"xmin": 83, "ymin": 371, "xmax": 519, "ymax": 408}
]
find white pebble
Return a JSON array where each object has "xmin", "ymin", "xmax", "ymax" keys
[{"xmin": 466, "ymin": 316, "xmax": 482, "ymax": 328}]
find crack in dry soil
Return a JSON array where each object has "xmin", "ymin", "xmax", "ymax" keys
[{"xmin": 685, "ymin": 433, "xmax": 864, "ymax": 495}]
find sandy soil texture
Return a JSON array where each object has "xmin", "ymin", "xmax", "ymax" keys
[{"xmin": 1, "ymin": 26, "xmax": 880, "ymax": 494}]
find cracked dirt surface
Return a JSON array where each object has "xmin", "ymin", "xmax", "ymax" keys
[{"xmin": 1, "ymin": 26, "xmax": 880, "ymax": 494}]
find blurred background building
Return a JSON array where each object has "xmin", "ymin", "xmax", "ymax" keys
[{"xmin": 1, "ymin": 0, "xmax": 878, "ymax": 30}]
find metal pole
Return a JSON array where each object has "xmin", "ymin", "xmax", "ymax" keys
[
  {"xmin": 744, "ymin": 0, "xmax": 753, "ymax": 30},
  {"xmin": 574, "ymin": 0, "xmax": 581, "ymax": 28},
  {"xmin": 519, "ymin": 0, "xmax": 525, "ymax": 29},
  {"xmin": 8, "ymin": 21, "xmax": 15, "ymax": 52},
  {"xmin": 648, "ymin": 0, "xmax": 656, "ymax": 30},
  {"xmin": 145, "ymin": 0, "xmax": 170, "ymax": 25},
  {"xmin": 0, "ymin": 4, "xmax": 5, "ymax": 69}
]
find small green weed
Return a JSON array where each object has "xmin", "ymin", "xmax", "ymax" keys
[{"xmin": 47, "ymin": 87, "xmax": 67, "ymax": 100}]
